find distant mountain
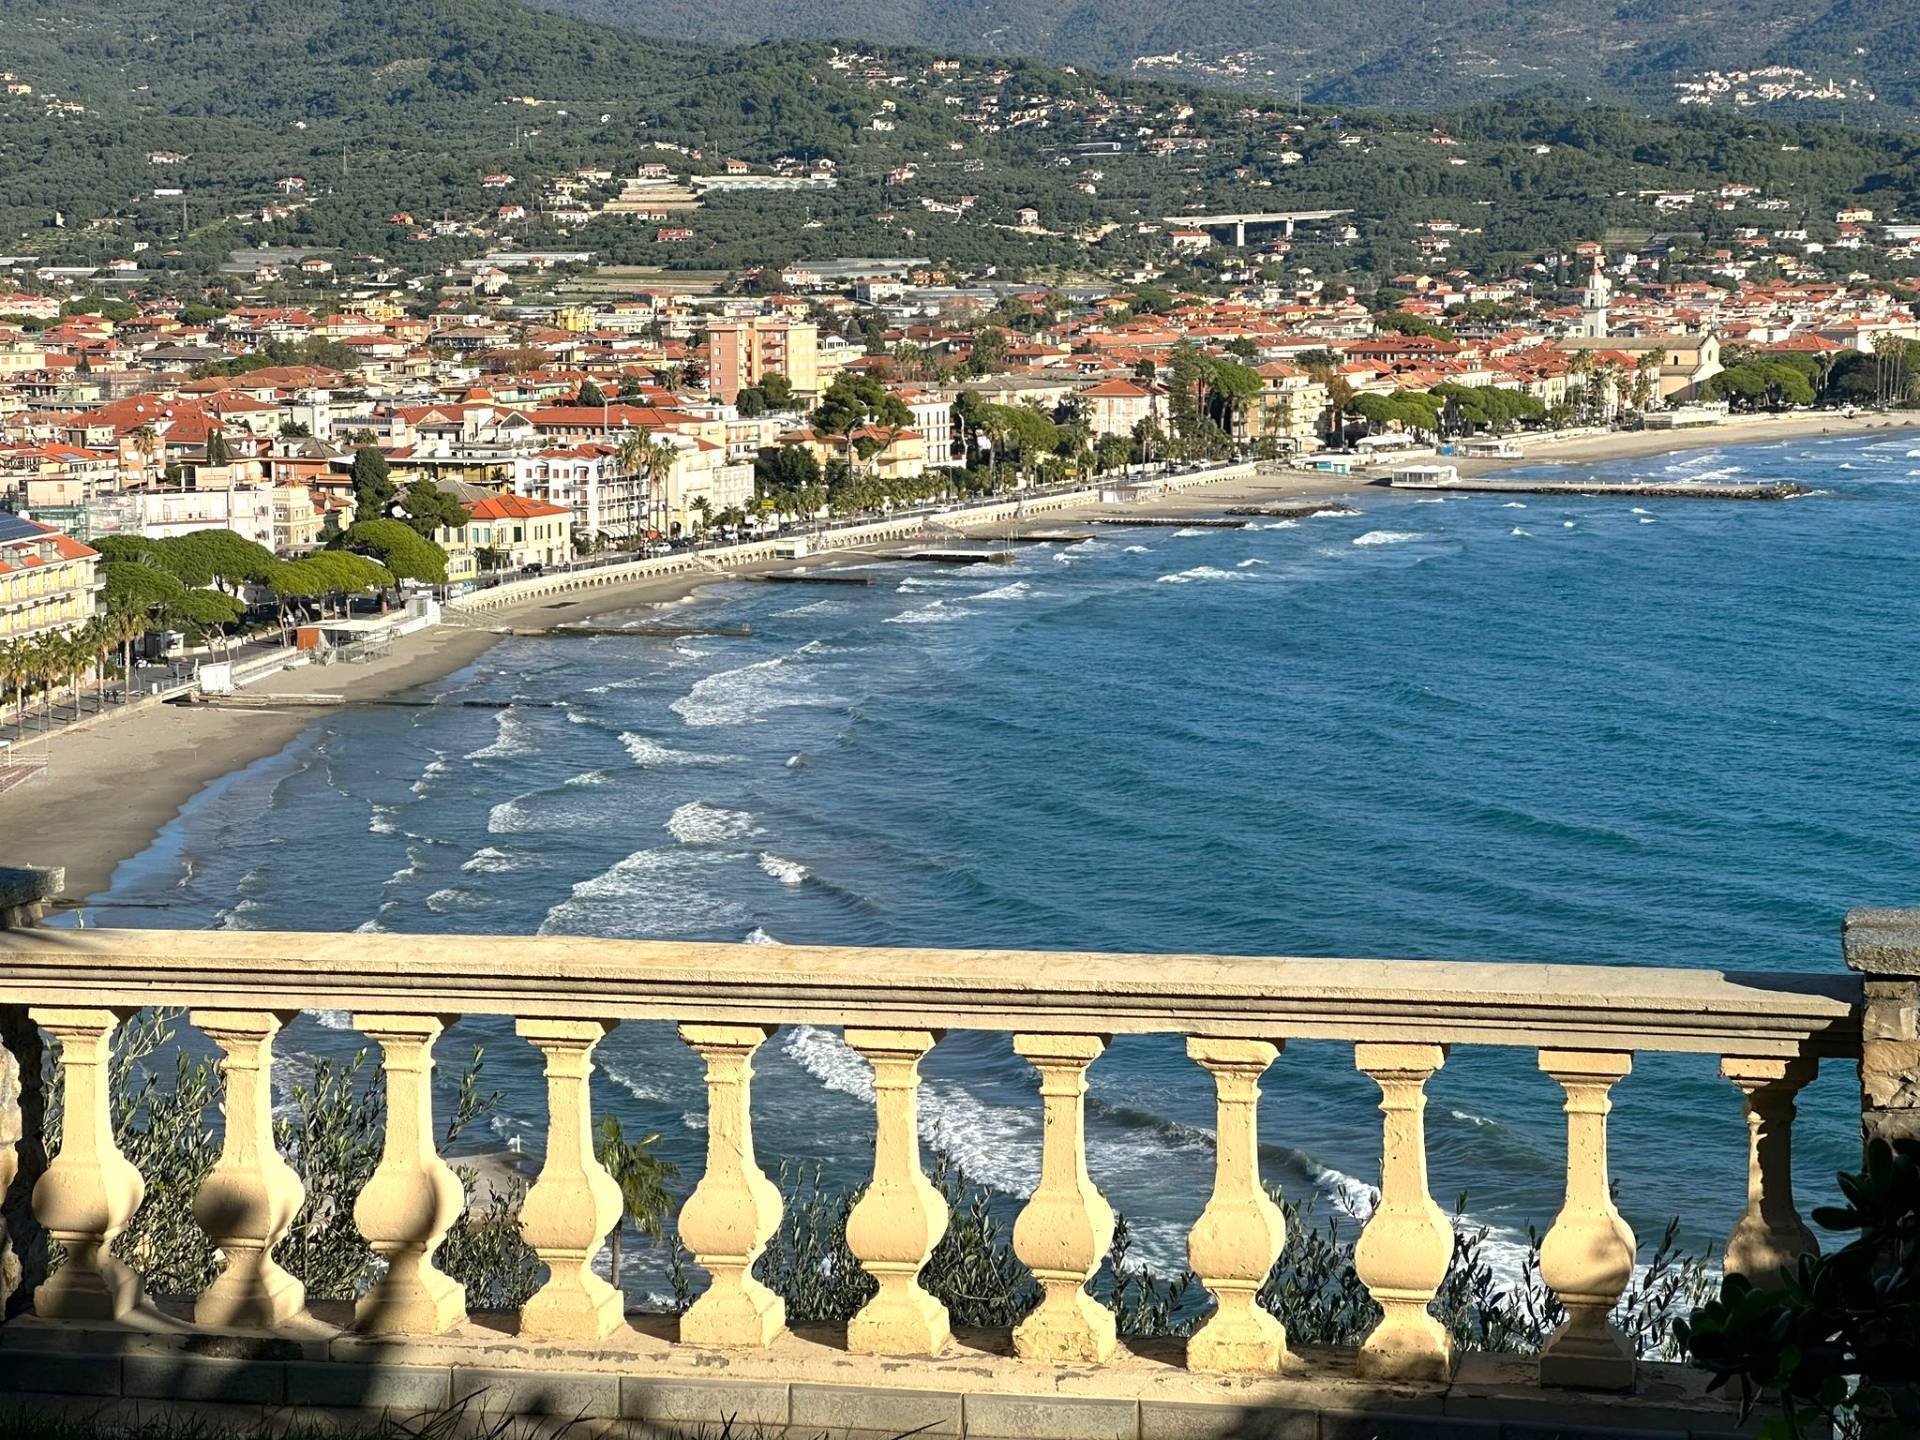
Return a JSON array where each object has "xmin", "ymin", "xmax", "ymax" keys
[
  {"xmin": 5, "ymin": 0, "xmax": 1920, "ymax": 286},
  {"xmin": 527, "ymin": 0, "xmax": 1920, "ymax": 122}
]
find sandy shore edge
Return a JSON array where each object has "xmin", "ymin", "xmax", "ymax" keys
[{"xmin": 8, "ymin": 407, "xmax": 1913, "ymax": 908}]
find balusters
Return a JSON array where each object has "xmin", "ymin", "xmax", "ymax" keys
[
  {"xmin": 1185, "ymin": 1037, "xmax": 1289, "ymax": 1375},
  {"xmin": 1353, "ymin": 1042, "xmax": 1453, "ymax": 1382},
  {"xmin": 677, "ymin": 1023, "xmax": 785, "ymax": 1348},
  {"xmin": 1721, "ymin": 1055, "xmax": 1817, "ymax": 1286},
  {"xmin": 1537, "ymin": 1050, "xmax": 1636, "ymax": 1390},
  {"xmin": 352, "ymin": 1014, "xmax": 466, "ymax": 1335},
  {"xmin": 1011, "ymin": 1033, "xmax": 1116, "ymax": 1364},
  {"xmin": 517, "ymin": 1019, "xmax": 624, "ymax": 1341},
  {"xmin": 191, "ymin": 1011, "xmax": 307, "ymax": 1328},
  {"xmin": 844, "ymin": 1028, "xmax": 950, "ymax": 1355},
  {"xmin": 30, "ymin": 1008, "xmax": 144, "ymax": 1320},
  {"xmin": 0, "ymin": 1004, "xmax": 47, "ymax": 1322}
]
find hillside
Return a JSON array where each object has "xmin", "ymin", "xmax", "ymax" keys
[
  {"xmin": 530, "ymin": 0, "xmax": 1920, "ymax": 122},
  {"xmin": 6, "ymin": 0, "xmax": 1920, "ymax": 290}
]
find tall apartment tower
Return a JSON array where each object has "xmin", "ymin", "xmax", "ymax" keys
[{"xmin": 703, "ymin": 318, "xmax": 819, "ymax": 404}]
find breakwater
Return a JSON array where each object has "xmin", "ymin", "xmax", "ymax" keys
[{"xmin": 1386, "ymin": 477, "xmax": 1811, "ymax": 500}]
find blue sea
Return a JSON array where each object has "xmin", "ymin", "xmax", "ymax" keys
[{"xmin": 66, "ymin": 430, "xmax": 1920, "ymax": 1296}]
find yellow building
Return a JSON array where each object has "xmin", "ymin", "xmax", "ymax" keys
[
  {"xmin": 461, "ymin": 494, "xmax": 573, "ymax": 571},
  {"xmin": 0, "ymin": 512, "xmax": 100, "ymax": 642},
  {"xmin": 1244, "ymin": 363, "xmax": 1330, "ymax": 454}
]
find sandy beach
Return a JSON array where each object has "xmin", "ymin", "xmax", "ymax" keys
[
  {"xmin": 7, "ymin": 405, "xmax": 1911, "ymax": 909},
  {"xmin": 1451, "ymin": 408, "xmax": 1920, "ymax": 474}
]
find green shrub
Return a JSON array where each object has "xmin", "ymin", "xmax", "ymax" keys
[{"xmin": 1681, "ymin": 1137, "xmax": 1920, "ymax": 1439}]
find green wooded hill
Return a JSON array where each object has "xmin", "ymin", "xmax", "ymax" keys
[
  {"xmin": 534, "ymin": 0, "xmax": 1920, "ymax": 122},
  {"xmin": 6, "ymin": 0, "xmax": 1920, "ymax": 288}
]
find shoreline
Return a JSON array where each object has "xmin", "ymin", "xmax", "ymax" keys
[{"xmin": 9, "ymin": 406, "xmax": 1911, "ymax": 909}]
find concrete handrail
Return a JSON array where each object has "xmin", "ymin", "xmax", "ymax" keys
[
  {"xmin": 0, "ymin": 922, "xmax": 1872, "ymax": 1420},
  {"xmin": 0, "ymin": 929, "xmax": 1860, "ymax": 1058}
]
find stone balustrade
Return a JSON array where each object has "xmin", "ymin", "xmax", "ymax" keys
[{"xmin": 0, "ymin": 922, "xmax": 1886, "ymax": 1439}]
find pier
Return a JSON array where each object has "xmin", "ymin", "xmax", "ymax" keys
[
  {"xmin": 902, "ymin": 547, "xmax": 1018, "ymax": 565},
  {"xmin": 542, "ymin": 622, "xmax": 752, "ymax": 638},
  {"xmin": 1225, "ymin": 502, "xmax": 1360, "ymax": 519},
  {"xmin": 1384, "ymin": 477, "xmax": 1811, "ymax": 501},
  {"xmin": 1012, "ymin": 530, "xmax": 1100, "ymax": 544},
  {"xmin": 757, "ymin": 572, "xmax": 877, "ymax": 586},
  {"xmin": 1094, "ymin": 516, "xmax": 1249, "ymax": 529}
]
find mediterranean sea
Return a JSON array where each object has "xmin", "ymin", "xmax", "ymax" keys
[{"xmin": 72, "ymin": 429, "xmax": 1920, "ymax": 1297}]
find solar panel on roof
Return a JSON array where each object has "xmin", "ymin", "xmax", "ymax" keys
[{"xmin": 0, "ymin": 511, "xmax": 48, "ymax": 545}]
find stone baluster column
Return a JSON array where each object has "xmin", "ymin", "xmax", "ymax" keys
[
  {"xmin": 191, "ymin": 1010, "xmax": 308, "ymax": 1328},
  {"xmin": 1185, "ymin": 1037, "xmax": 1288, "ymax": 1375},
  {"xmin": 0, "ymin": 865, "xmax": 60, "ymax": 1322},
  {"xmin": 30, "ymin": 1007, "xmax": 145, "ymax": 1320},
  {"xmin": 844, "ymin": 1028, "xmax": 950, "ymax": 1356},
  {"xmin": 1354, "ymin": 1042, "xmax": 1454, "ymax": 1382},
  {"xmin": 516, "ymin": 1019, "xmax": 624, "ymax": 1341},
  {"xmin": 1011, "ymin": 1033, "xmax": 1116, "ymax": 1364},
  {"xmin": 1537, "ymin": 1049, "xmax": 1637, "ymax": 1391},
  {"xmin": 677, "ymin": 1023, "xmax": 784, "ymax": 1349},
  {"xmin": 1721, "ymin": 1055, "xmax": 1818, "ymax": 1286},
  {"xmin": 352, "ymin": 1014, "xmax": 466, "ymax": 1335},
  {"xmin": 1844, "ymin": 909, "xmax": 1920, "ymax": 1147}
]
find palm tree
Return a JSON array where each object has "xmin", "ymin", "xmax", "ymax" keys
[
  {"xmin": 47, "ymin": 633, "xmax": 84, "ymax": 723},
  {"xmin": 24, "ymin": 634, "xmax": 56, "ymax": 731},
  {"xmin": 81, "ymin": 617, "xmax": 115, "ymax": 709},
  {"xmin": 618, "ymin": 428, "xmax": 677, "ymax": 543},
  {"xmin": 594, "ymin": 1117, "xmax": 677, "ymax": 1289},
  {"xmin": 129, "ymin": 424, "xmax": 160, "ymax": 481},
  {"xmin": 1565, "ymin": 349, "xmax": 1596, "ymax": 423},
  {"xmin": 0, "ymin": 639, "xmax": 26, "ymax": 732},
  {"xmin": 110, "ymin": 603, "xmax": 145, "ymax": 701}
]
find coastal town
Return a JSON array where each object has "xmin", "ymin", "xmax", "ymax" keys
[
  {"xmin": 6, "ymin": 206, "xmax": 1920, "ymax": 779},
  {"xmin": 6, "ymin": 0, "xmax": 1920, "ymax": 1432}
]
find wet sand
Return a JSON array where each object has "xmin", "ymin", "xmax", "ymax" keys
[{"xmin": 10, "ymin": 407, "xmax": 1909, "ymax": 908}]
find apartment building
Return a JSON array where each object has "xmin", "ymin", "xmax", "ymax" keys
[
  {"xmin": 704, "ymin": 318, "xmax": 820, "ymax": 404},
  {"xmin": 0, "ymin": 511, "xmax": 100, "ymax": 643}
]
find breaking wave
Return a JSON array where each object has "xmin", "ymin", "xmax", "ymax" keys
[{"xmin": 665, "ymin": 800, "xmax": 760, "ymax": 845}]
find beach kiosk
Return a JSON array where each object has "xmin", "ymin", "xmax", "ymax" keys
[{"xmin": 1388, "ymin": 463, "xmax": 1460, "ymax": 488}]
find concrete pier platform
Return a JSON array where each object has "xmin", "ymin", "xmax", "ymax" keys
[
  {"xmin": 1095, "ymin": 516, "xmax": 1249, "ymax": 529},
  {"xmin": 758, "ymin": 572, "xmax": 877, "ymax": 586},
  {"xmin": 1005, "ymin": 530, "xmax": 1100, "ymax": 545},
  {"xmin": 903, "ymin": 548, "xmax": 1018, "ymax": 565},
  {"xmin": 1384, "ymin": 477, "xmax": 1811, "ymax": 500},
  {"xmin": 545, "ymin": 623, "xmax": 753, "ymax": 637},
  {"xmin": 1225, "ymin": 502, "xmax": 1360, "ymax": 519}
]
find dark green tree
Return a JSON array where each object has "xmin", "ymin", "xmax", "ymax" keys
[{"xmin": 350, "ymin": 446, "xmax": 395, "ymax": 520}]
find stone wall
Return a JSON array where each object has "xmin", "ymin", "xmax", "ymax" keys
[{"xmin": 1845, "ymin": 908, "xmax": 1920, "ymax": 1145}]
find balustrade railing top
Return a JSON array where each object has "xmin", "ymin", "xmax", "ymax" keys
[{"xmin": 0, "ymin": 929, "xmax": 1863, "ymax": 1056}]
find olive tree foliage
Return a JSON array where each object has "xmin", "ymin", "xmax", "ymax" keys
[{"xmin": 41, "ymin": 1011, "xmax": 539, "ymax": 1308}]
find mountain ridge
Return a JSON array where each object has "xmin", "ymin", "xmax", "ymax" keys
[{"xmin": 523, "ymin": 0, "xmax": 1920, "ymax": 121}]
